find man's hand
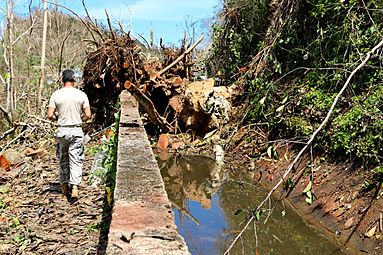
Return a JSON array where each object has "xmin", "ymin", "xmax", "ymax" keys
[
  {"xmin": 82, "ymin": 107, "xmax": 92, "ymax": 122},
  {"xmin": 47, "ymin": 106, "xmax": 56, "ymax": 121}
]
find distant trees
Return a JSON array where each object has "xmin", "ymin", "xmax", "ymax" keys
[
  {"xmin": 0, "ymin": 1, "xmax": 92, "ymax": 131},
  {"xmin": 37, "ymin": 0, "xmax": 48, "ymax": 115}
]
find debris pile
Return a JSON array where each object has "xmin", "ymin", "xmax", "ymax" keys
[{"xmin": 82, "ymin": 33, "xmax": 236, "ymax": 135}]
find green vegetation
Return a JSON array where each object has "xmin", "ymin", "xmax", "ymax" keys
[
  {"xmin": 87, "ymin": 111, "xmax": 119, "ymax": 206},
  {"xmin": 205, "ymin": 0, "xmax": 268, "ymax": 80},
  {"xmin": 0, "ymin": 10, "xmax": 92, "ymax": 132},
  {"xmin": 209, "ymin": 0, "xmax": 383, "ymax": 168},
  {"xmin": 102, "ymin": 112, "xmax": 120, "ymax": 205}
]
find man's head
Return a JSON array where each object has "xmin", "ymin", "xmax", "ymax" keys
[{"xmin": 62, "ymin": 69, "xmax": 76, "ymax": 83}]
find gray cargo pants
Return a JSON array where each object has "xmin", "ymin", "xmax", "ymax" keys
[{"xmin": 56, "ymin": 127, "xmax": 84, "ymax": 186}]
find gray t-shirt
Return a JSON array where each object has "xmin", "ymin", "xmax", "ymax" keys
[{"xmin": 48, "ymin": 87, "xmax": 90, "ymax": 126}]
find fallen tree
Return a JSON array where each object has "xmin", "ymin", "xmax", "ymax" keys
[{"xmin": 82, "ymin": 25, "xmax": 234, "ymax": 135}]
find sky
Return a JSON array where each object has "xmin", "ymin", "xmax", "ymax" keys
[{"xmin": 1, "ymin": 0, "xmax": 221, "ymax": 45}]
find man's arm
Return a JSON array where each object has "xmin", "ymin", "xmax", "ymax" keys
[
  {"xmin": 48, "ymin": 106, "xmax": 56, "ymax": 121},
  {"xmin": 82, "ymin": 107, "xmax": 91, "ymax": 122}
]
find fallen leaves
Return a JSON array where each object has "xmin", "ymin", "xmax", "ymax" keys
[
  {"xmin": 106, "ymin": 186, "xmax": 113, "ymax": 205},
  {"xmin": 344, "ymin": 217, "xmax": 354, "ymax": 229},
  {"xmin": 0, "ymin": 185, "xmax": 10, "ymax": 194},
  {"xmin": 157, "ymin": 134, "xmax": 169, "ymax": 150},
  {"xmin": 0, "ymin": 155, "xmax": 10, "ymax": 173},
  {"xmin": 365, "ymin": 225, "xmax": 377, "ymax": 238},
  {"xmin": 0, "ymin": 141, "xmax": 106, "ymax": 254}
]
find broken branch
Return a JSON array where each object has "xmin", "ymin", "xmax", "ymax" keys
[
  {"xmin": 28, "ymin": 115, "xmax": 58, "ymax": 126},
  {"xmin": 0, "ymin": 127, "xmax": 16, "ymax": 141},
  {"xmin": 0, "ymin": 104, "xmax": 12, "ymax": 125},
  {"xmin": 12, "ymin": 15, "xmax": 38, "ymax": 45},
  {"xmin": 124, "ymin": 81, "xmax": 173, "ymax": 132},
  {"xmin": 105, "ymin": 10, "xmax": 116, "ymax": 40},
  {"xmin": 156, "ymin": 35, "xmax": 204, "ymax": 77},
  {"xmin": 1, "ymin": 127, "xmax": 35, "ymax": 153}
]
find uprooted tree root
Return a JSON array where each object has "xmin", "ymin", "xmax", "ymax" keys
[{"xmin": 82, "ymin": 29, "xmax": 204, "ymax": 133}]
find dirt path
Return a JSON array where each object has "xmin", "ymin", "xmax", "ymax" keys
[{"xmin": 0, "ymin": 144, "xmax": 106, "ymax": 254}]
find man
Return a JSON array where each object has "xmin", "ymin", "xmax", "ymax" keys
[{"xmin": 48, "ymin": 69, "xmax": 91, "ymax": 199}]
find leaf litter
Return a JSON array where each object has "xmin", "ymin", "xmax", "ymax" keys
[{"xmin": 0, "ymin": 139, "xmax": 106, "ymax": 254}]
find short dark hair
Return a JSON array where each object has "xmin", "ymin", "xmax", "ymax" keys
[{"xmin": 62, "ymin": 69, "xmax": 75, "ymax": 83}]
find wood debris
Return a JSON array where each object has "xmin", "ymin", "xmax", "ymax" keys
[{"xmin": 82, "ymin": 31, "xmax": 234, "ymax": 135}]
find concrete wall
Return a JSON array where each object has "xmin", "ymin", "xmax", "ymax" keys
[{"xmin": 107, "ymin": 91, "xmax": 190, "ymax": 254}]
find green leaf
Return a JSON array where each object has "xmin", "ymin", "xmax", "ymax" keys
[
  {"xmin": 276, "ymin": 105, "xmax": 285, "ymax": 112},
  {"xmin": 259, "ymin": 96, "xmax": 266, "ymax": 105},
  {"xmin": 106, "ymin": 186, "xmax": 113, "ymax": 205},
  {"xmin": 281, "ymin": 96, "xmax": 289, "ymax": 104},
  {"xmin": 305, "ymin": 191, "xmax": 313, "ymax": 205},
  {"xmin": 283, "ymin": 178, "xmax": 294, "ymax": 191},
  {"xmin": 302, "ymin": 180, "xmax": 313, "ymax": 193},
  {"xmin": 87, "ymin": 223, "xmax": 100, "ymax": 233},
  {"xmin": 12, "ymin": 217, "xmax": 20, "ymax": 228},
  {"xmin": 255, "ymin": 210, "xmax": 262, "ymax": 221}
]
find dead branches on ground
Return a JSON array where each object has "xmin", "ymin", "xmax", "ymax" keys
[
  {"xmin": 81, "ymin": 24, "xmax": 207, "ymax": 132},
  {"xmin": 124, "ymin": 81, "xmax": 173, "ymax": 132}
]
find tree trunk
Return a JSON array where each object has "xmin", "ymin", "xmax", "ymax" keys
[
  {"xmin": 5, "ymin": 0, "xmax": 15, "ymax": 119},
  {"xmin": 0, "ymin": 34, "xmax": 12, "ymax": 125},
  {"xmin": 38, "ymin": 0, "xmax": 48, "ymax": 116}
]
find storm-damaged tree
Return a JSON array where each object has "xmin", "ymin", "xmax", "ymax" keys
[
  {"xmin": 0, "ymin": 0, "xmax": 15, "ymax": 124},
  {"xmin": 37, "ymin": 0, "xmax": 48, "ymax": 116}
]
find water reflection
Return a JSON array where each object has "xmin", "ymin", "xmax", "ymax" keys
[{"xmin": 158, "ymin": 155, "xmax": 348, "ymax": 255}]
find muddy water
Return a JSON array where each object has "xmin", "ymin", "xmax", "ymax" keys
[{"xmin": 158, "ymin": 155, "xmax": 349, "ymax": 255}]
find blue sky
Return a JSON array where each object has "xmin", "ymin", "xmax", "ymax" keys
[{"xmin": 2, "ymin": 0, "xmax": 221, "ymax": 45}]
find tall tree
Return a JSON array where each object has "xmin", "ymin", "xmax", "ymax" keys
[
  {"xmin": 38, "ymin": 0, "xmax": 48, "ymax": 115},
  {"xmin": 5, "ymin": 0, "xmax": 15, "ymax": 119}
]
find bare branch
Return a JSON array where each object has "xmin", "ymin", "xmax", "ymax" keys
[
  {"xmin": 224, "ymin": 38, "xmax": 383, "ymax": 255},
  {"xmin": 0, "ymin": 127, "xmax": 35, "ymax": 153},
  {"xmin": 156, "ymin": 35, "xmax": 204, "ymax": 77},
  {"xmin": 0, "ymin": 104, "xmax": 12, "ymax": 125},
  {"xmin": 58, "ymin": 31, "xmax": 72, "ymax": 75},
  {"xmin": 28, "ymin": 115, "xmax": 58, "ymax": 126},
  {"xmin": 136, "ymin": 33, "xmax": 150, "ymax": 49},
  {"xmin": 105, "ymin": 9, "xmax": 116, "ymax": 40},
  {"xmin": 0, "ymin": 73, "xmax": 5, "ymax": 86},
  {"xmin": 45, "ymin": 0, "xmax": 99, "ymax": 43},
  {"xmin": 124, "ymin": 83, "xmax": 173, "ymax": 132},
  {"xmin": 81, "ymin": 0, "xmax": 105, "ymax": 41},
  {"xmin": 0, "ymin": 127, "xmax": 16, "ymax": 141},
  {"xmin": 12, "ymin": 16, "xmax": 38, "ymax": 45}
]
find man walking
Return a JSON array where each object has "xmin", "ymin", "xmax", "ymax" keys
[{"xmin": 48, "ymin": 69, "xmax": 91, "ymax": 199}]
